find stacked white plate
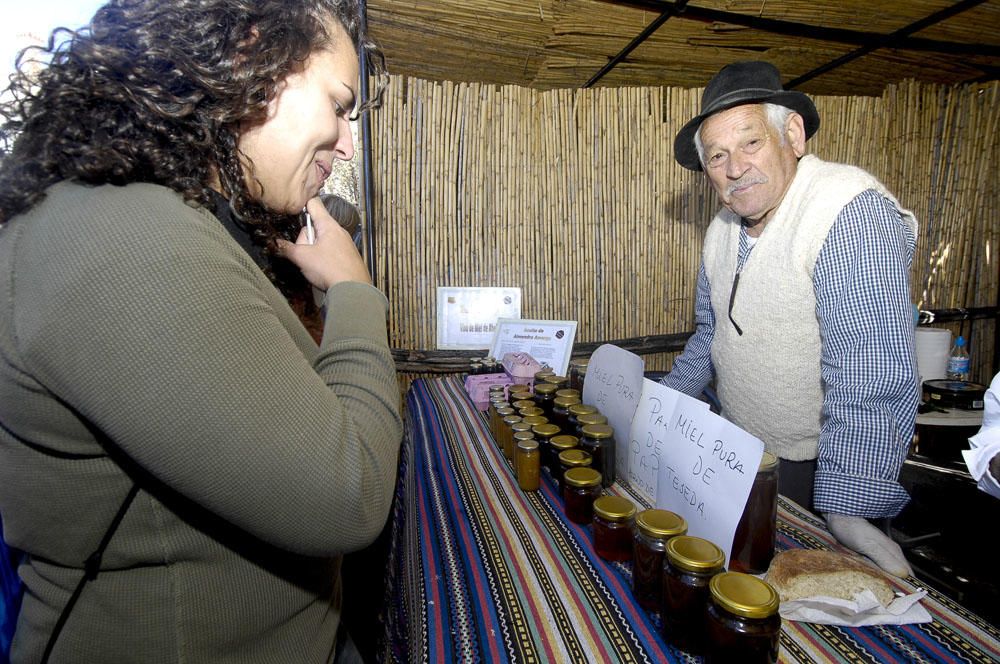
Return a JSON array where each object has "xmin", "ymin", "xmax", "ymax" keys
[{"xmin": 915, "ymin": 327, "xmax": 951, "ymax": 385}]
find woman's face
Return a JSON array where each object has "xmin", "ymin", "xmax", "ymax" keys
[{"xmin": 238, "ymin": 20, "xmax": 359, "ymax": 214}]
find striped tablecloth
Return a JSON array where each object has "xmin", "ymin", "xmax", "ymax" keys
[{"xmin": 383, "ymin": 376, "xmax": 1000, "ymax": 663}]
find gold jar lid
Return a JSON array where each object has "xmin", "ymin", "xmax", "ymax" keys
[
  {"xmin": 532, "ymin": 423, "xmax": 561, "ymax": 439},
  {"xmin": 512, "ymin": 399, "xmax": 536, "ymax": 410},
  {"xmin": 759, "ymin": 451, "xmax": 779, "ymax": 472},
  {"xmin": 502, "ymin": 414, "xmax": 522, "ymax": 426},
  {"xmin": 666, "ymin": 536, "xmax": 725, "ymax": 573},
  {"xmin": 559, "ymin": 449, "xmax": 592, "ymax": 467},
  {"xmin": 517, "ymin": 439, "xmax": 540, "ymax": 452},
  {"xmin": 518, "ymin": 406, "xmax": 545, "ymax": 417},
  {"xmin": 553, "ymin": 396, "xmax": 582, "ymax": 409},
  {"xmin": 542, "ymin": 375, "xmax": 569, "ymax": 387},
  {"xmin": 593, "ymin": 495, "xmax": 636, "ymax": 522},
  {"xmin": 555, "ymin": 388, "xmax": 581, "ymax": 400},
  {"xmin": 534, "ymin": 370, "xmax": 556, "ymax": 382},
  {"xmin": 564, "ymin": 467, "xmax": 602, "ymax": 487},
  {"xmin": 550, "ymin": 435, "xmax": 579, "ymax": 451},
  {"xmin": 581, "ymin": 423, "xmax": 615, "ymax": 439},
  {"xmin": 569, "ymin": 357, "xmax": 590, "ymax": 369},
  {"xmin": 533, "ymin": 383, "xmax": 559, "ymax": 395},
  {"xmin": 508, "ymin": 384, "xmax": 532, "ymax": 395},
  {"xmin": 521, "ymin": 415, "xmax": 548, "ymax": 427},
  {"xmin": 511, "ymin": 421, "xmax": 533, "ymax": 434},
  {"xmin": 496, "ymin": 407, "xmax": 516, "ymax": 417},
  {"xmin": 576, "ymin": 413, "xmax": 608, "ymax": 427},
  {"xmin": 568, "ymin": 404, "xmax": 599, "ymax": 417},
  {"xmin": 709, "ymin": 572, "xmax": 780, "ymax": 619},
  {"xmin": 635, "ymin": 509, "xmax": 688, "ymax": 539},
  {"xmin": 513, "ymin": 431, "xmax": 535, "ymax": 442}
]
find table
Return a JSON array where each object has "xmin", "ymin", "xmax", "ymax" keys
[{"xmin": 383, "ymin": 376, "xmax": 1000, "ymax": 663}]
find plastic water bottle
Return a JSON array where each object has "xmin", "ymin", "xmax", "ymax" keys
[{"xmin": 946, "ymin": 335, "xmax": 970, "ymax": 381}]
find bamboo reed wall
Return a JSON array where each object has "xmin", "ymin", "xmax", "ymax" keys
[{"xmin": 367, "ymin": 76, "xmax": 1000, "ymax": 385}]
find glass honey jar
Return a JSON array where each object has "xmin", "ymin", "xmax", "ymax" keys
[
  {"xmin": 489, "ymin": 400, "xmax": 510, "ymax": 444},
  {"xmin": 511, "ymin": 398, "xmax": 536, "ymax": 412},
  {"xmin": 562, "ymin": 467, "xmax": 602, "ymax": 524},
  {"xmin": 542, "ymin": 374, "xmax": 570, "ymax": 390},
  {"xmin": 517, "ymin": 406, "xmax": 545, "ymax": 419},
  {"xmin": 568, "ymin": 357, "xmax": 590, "ymax": 392},
  {"xmin": 632, "ymin": 510, "xmax": 687, "ymax": 612},
  {"xmin": 567, "ymin": 403, "xmax": 599, "ymax": 433},
  {"xmin": 531, "ymin": 422, "xmax": 561, "ymax": 469},
  {"xmin": 501, "ymin": 414, "xmax": 523, "ymax": 462},
  {"xmin": 547, "ymin": 435, "xmax": 579, "ymax": 489},
  {"xmin": 509, "ymin": 422, "xmax": 533, "ymax": 462},
  {"xmin": 493, "ymin": 406, "xmax": 515, "ymax": 443},
  {"xmin": 575, "ymin": 412, "xmax": 608, "ymax": 438},
  {"xmin": 534, "ymin": 369, "xmax": 556, "ymax": 383},
  {"xmin": 515, "ymin": 438, "xmax": 541, "ymax": 491},
  {"xmin": 531, "ymin": 383, "xmax": 559, "ymax": 419},
  {"xmin": 705, "ymin": 572, "xmax": 781, "ymax": 664},
  {"xmin": 661, "ymin": 536, "xmax": 725, "ymax": 654},
  {"xmin": 507, "ymin": 384, "xmax": 532, "ymax": 401},
  {"xmin": 558, "ymin": 449, "xmax": 592, "ymax": 492},
  {"xmin": 592, "ymin": 495, "xmax": 636, "ymax": 562},
  {"xmin": 579, "ymin": 424, "xmax": 616, "ymax": 487},
  {"xmin": 555, "ymin": 388, "xmax": 581, "ymax": 402},
  {"xmin": 551, "ymin": 395, "xmax": 582, "ymax": 431},
  {"xmin": 730, "ymin": 452, "xmax": 779, "ymax": 575}
]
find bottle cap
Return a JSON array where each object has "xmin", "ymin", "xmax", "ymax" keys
[
  {"xmin": 564, "ymin": 467, "xmax": 602, "ymax": 487},
  {"xmin": 709, "ymin": 572, "xmax": 780, "ymax": 619},
  {"xmin": 636, "ymin": 509, "xmax": 688, "ymax": 539},
  {"xmin": 559, "ymin": 449, "xmax": 593, "ymax": 467},
  {"xmin": 593, "ymin": 496, "xmax": 636, "ymax": 522},
  {"xmin": 550, "ymin": 435, "xmax": 579, "ymax": 451},
  {"xmin": 666, "ymin": 535, "xmax": 725, "ymax": 572}
]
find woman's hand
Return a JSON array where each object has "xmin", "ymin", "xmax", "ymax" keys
[{"xmin": 276, "ymin": 196, "xmax": 371, "ymax": 290}]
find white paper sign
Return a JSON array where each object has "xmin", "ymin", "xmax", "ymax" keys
[
  {"xmin": 627, "ymin": 380, "xmax": 710, "ymax": 505},
  {"xmin": 489, "ymin": 318, "xmax": 577, "ymax": 376},
  {"xmin": 436, "ymin": 287, "xmax": 522, "ymax": 350},
  {"xmin": 583, "ymin": 344, "xmax": 645, "ymax": 485},
  {"xmin": 654, "ymin": 394, "xmax": 764, "ymax": 567}
]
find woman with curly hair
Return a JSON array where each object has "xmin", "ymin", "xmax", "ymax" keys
[{"xmin": 0, "ymin": 1, "xmax": 401, "ymax": 662}]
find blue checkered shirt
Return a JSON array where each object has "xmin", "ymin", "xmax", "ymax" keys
[{"xmin": 662, "ymin": 189, "xmax": 918, "ymax": 517}]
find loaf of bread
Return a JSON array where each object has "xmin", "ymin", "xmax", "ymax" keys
[{"xmin": 765, "ymin": 549, "xmax": 896, "ymax": 606}]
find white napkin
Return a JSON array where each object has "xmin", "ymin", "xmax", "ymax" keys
[{"xmin": 779, "ymin": 589, "xmax": 931, "ymax": 626}]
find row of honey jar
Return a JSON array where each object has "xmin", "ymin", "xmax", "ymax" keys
[
  {"xmin": 486, "ymin": 382, "xmax": 617, "ymax": 492},
  {"xmin": 487, "ymin": 378, "xmax": 781, "ymax": 577},
  {"xmin": 587, "ymin": 496, "xmax": 781, "ymax": 663},
  {"xmin": 486, "ymin": 381, "xmax": 781, "ymax": 663}
]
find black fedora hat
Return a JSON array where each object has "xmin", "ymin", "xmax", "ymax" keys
[{"xmin": 674, "ymin": 61, "xmax": 820, "ymax": 171}]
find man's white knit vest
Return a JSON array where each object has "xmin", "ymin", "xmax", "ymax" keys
[{"xmin": 703, "ymin": 154, "xmax": 917, "ymax": 460}]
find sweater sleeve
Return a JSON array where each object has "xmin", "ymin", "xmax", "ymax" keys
[{"xmin": 13, "ymin": 184, "xmax": 402, "ymax": 556}]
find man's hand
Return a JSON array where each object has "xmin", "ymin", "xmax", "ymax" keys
[{"xmin": 824, "ymin": 513, "xmax": 913, "ymax": 577}]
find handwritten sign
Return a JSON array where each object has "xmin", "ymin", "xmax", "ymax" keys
[
  {"xmin": 583, "ymin": 344, "xmax": 644, "ymax": 485},
  {"xmin": 653, "ymin": 392, "xmax": 764, "ymax": 567},
  {"xmin": 627, "ymin": 380, "xmax": 709, "ymax": 505}
]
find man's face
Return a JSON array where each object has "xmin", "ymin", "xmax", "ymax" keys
[{"xmin": 698, "ymin": 104, "xmax": 805, "ymax": 227}]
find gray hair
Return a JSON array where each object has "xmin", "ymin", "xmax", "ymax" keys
[{"xmin": 694, "ymin": 103, "xmax": 794, "ymax": 167}]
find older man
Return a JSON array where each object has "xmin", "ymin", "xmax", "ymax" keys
[{"xmin": 664, "ymin": 61, "xmax": 919, "ymax": 576}]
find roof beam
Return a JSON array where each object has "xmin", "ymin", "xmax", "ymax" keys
[
  {"xmin": 583, "ymin": 0, "xmax": 689, "ymax": 88},
  {"xmin": 592, "ymin": 0, "xmax": 1000, "ymax": 57},
  {"xmin": 785, "ymin": 0, "xmax": 990, "ymax": 88}
]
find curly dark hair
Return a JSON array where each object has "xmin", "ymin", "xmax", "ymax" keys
[{"xmin": 0, "ymin": 0, "xmax": 385, "ymax": 297}]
